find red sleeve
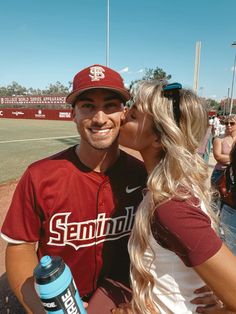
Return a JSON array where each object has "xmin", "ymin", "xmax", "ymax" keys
[
  {"xmin": 152, "ymin": 198, "xmax": 222, "ymax": 267},
  {"xmin": 1, "ymin": 168, "xmax": 42, "ymax": 243}
]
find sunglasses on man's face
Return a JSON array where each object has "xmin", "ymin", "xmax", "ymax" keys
[{"xmin": 224, "ymin": 121, "xmax": 236, "ymax": 126}]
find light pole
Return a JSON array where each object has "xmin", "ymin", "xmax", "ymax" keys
[
  {"xmin": 106, "ymin": 0, "xmax": 110, "ymax": 67},
  {"xmin": 193, "ymin": 41, "xmax": 201, "ymax": 94},
  {"xmin": 229, "ymin": 42, "xmax": 236, "ymax": 114},
  {"xmin": 227, "ymin": 87, "xmax": 230, "ymax": 114}
]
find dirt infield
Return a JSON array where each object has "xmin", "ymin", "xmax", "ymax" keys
[{"xmin": 0, "ymin": 180, "xmax": 18, "ymax": 275}]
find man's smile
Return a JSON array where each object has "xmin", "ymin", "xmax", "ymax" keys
[{"xmin": 89, "ymin": 127, "xmax": 112, "ymax": 135}]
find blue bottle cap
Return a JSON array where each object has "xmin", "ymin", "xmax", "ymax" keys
[
  {"xmin": 34, "ymin": 255, "xmax": 65, "ymax": 284},
  {"xmin": 40, "ymin": 255, "xmax": 52, "ymax": 267}
]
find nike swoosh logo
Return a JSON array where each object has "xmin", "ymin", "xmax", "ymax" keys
[{"xmin": 126, "ymin": 186, "xmax": 141, "ymax": 193}]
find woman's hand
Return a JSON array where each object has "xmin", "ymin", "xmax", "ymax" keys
[{"xmin": 190, "ymin": 285, "xmax": 235, "ymax": 313}]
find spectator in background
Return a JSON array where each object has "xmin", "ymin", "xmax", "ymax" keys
[
  {"xmin": 220, "ymin": 141, "xmax": 236, "ymax": 255},
  {"xmin": 208, "ymin": 116, "xmax": 214, "ymax": 126},
  {"xmin": 212, "ymin": 115, "xmax": 221, "ymax": 137},
  {"xmin": 218, "ymin": 119, "xmax": 226, "ymax": 137},
  {"xmin": 211, "ymin": 114, "xmax": 236, "ymax": 186}
]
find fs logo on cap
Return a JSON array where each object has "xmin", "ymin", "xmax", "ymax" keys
[{"xmin": 89, "ymin": 66, "xmax": 105, "ymax": 81}]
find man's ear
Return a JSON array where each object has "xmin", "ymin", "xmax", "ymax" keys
[{"xmin": 71, "ymin": 107, "xmax": 76, "ymax": 121}]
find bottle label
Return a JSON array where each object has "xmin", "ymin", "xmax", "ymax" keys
[{"xmin": 40, "ymin": 280, "xmax": 82, "ymax": 313}]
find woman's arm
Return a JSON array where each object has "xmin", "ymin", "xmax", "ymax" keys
[
  {"xmin": 194, "ymin": 243, "xmax": 236, "ymax": 311},
  {"xmin": 212, "ymin": 138, "xmax": 231, "ymax": 164}
]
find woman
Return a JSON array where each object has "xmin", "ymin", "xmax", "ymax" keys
[
  {"xmin": 117, "ymin": 81, "xmax": 236, "ymax": 313},
  {"xmin": 211, "ymin": 114, "xmax": 236, "ymax": 186}
]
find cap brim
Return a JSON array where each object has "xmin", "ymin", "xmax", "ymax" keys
[{"xmin": 66, "ymin": 86, "xmax": 131, "ymax": 105}]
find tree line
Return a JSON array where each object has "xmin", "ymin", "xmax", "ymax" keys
[
  {"xmin": 0, "ymin": 67, "xmax": 171, "ymax": 97},
  {"xmin": 0, "ymin": 81, "xmax": 71, "ymax": 97},
  {"xmin": 0, "ymin": 67, "xmax": 221, "ymax": 113}
]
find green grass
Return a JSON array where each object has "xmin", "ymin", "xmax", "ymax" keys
[{"xmin": 0, "ymin": 119, "xmax": 80, "ymax": 184}]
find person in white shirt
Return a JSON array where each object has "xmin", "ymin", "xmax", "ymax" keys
[{"xmin": 213, "ymin": 115, "xmax": 221, "ymax": 137}]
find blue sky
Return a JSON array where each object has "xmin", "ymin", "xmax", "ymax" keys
[{"xmin": 0, "ymin": 0, "xmax": 236, "ymax": 101}]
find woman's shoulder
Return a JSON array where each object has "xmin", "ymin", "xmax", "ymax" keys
[
  {"xmin": 152, "ymin": 197, "xmax": 222, "ymax": 267},
  {"xmin": 154, "ymin": 197, "xmax": 211, "ymax": 228},
  {"xmin": 213, "ymin": 136, "xmax": 224, "ymax": 144},
  {"xmin": 213, "ymin": 135, "xmax": 232, "ymax": 147}
]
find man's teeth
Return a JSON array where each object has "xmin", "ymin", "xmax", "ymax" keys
[{"xmin": 91, "ymin": 129, "xmax": 110, "ymax": 133}]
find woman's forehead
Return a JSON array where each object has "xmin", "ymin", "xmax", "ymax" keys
[{"xmin": 226, "ymin": 116, "xmax": 236, "ymax": 122}]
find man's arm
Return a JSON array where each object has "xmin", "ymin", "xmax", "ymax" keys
[{"xmin": 6, "ymin": 242, "xmax": 45, "ymax": 314}]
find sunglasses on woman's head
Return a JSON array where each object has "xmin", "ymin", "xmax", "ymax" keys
[
  {"xmin": 224, "ymin": 121, "xmax": 236, "ymax": 126},
  {"xmin": 162, "ymin": 82, "xmax": 182, "ymax": 126}
]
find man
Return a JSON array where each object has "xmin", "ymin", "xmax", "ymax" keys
[
  {"xmin": 1, "ymin": 64, "xmax": 147, "ymax": 313},
  {"xmin": 1, "ymin": 64, "xmax": 222, "ymax": 313}
]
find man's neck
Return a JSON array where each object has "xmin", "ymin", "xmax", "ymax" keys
[{"xmin": 76, "ymin": 142, "xmax": 120, "ymax": 173}]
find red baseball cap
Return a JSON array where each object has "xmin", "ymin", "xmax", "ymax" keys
[{"xmin": 66, "ymin": 64, "xmax": 130, "ymax": 105}]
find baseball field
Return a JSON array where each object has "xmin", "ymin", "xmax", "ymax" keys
[
  {"xmin": 0, "ymin": 118, "xmax": 80, "ymax": 184},
  {"xmin": 0, "ymin": 118, "xmax": 80, "ymax": 275}
]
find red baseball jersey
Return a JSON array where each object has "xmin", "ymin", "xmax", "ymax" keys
[{"xmin": 1, "ymin": 146, "xmax": 147, "ymax": 297}]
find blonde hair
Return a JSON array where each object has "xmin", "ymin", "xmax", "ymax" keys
[
  {"xmin": 128, "ymin": 81, "xmax": 214, "ymax": 313},
  {"xmin": 224, "ymin": 114, "xmax": 236, "ymax": 123}
]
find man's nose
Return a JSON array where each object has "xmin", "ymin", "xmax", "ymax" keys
[{"xmin": 92, "ymin": 110, "xmax": 108, "ymax": 124}]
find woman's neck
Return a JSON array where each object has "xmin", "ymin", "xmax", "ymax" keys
[
  {"xmin": 140, "ymin": 148, "xmax": 162, "ymax": 174},
  {"xmin": 230, "ymin": 130, "xmax": 236, "ymax": 140}
]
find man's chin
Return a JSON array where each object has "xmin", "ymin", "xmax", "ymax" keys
[{"xmin": 89, "ymin": 141, "xmax": 118, "ymax": 151}]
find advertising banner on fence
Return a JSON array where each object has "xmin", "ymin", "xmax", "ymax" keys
[
  {"xmin": 0, "ymin": 108, "xmax": 72, "ymax": 121},
  {"xmin": 0, "ymin": 96, "xmax": 67, "ymax": 105}
]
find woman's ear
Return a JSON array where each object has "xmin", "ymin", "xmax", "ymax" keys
[
  {"xmin": 120, "ymin": 107, "xmax": 128, "ymax": 125},
  {"xmin": 152, "ymin": 135, "xmax": 162, "ymax": 148}
]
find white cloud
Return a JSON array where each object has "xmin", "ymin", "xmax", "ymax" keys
[
  {"xmin": 137, "ymin": 69, "xmax": 144, "ymax": 73},
  {"xmin": 118, "ymin": 67, "xmax": 144, "ymax": 75},
  {"xmin": 119, "ymin": 67, "xmax": 129, "ymax": 73}
]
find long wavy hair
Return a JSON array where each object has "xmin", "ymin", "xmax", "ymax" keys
[{"xmin": 128, "ymin": 81, "xmax": 214, "ymax": 313}]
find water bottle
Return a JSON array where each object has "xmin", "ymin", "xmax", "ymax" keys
[{"xmin": 34, "ymin": 255, "xmax": 87, "ymax": 314}]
